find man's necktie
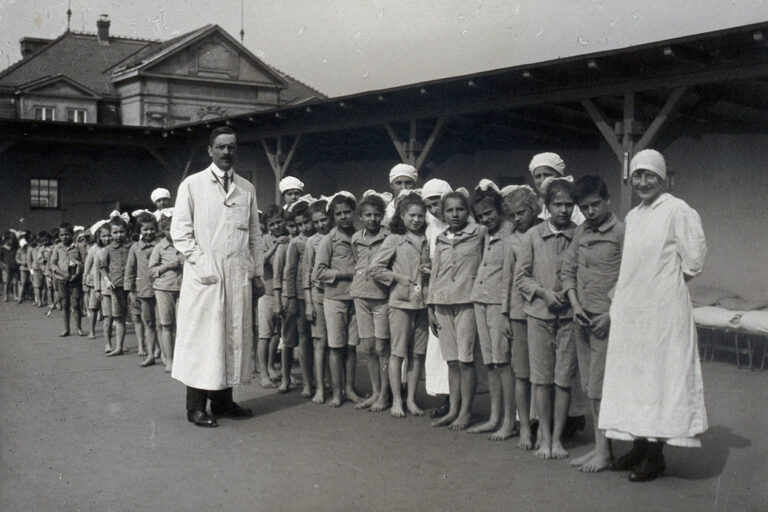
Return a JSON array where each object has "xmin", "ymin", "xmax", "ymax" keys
[{"xmin": 222, "ymin": 173, "xmax": 229, "ymax": 193}]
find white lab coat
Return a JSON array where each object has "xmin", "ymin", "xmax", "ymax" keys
[
  {"xmin": 599, "ymin": 193, "xmax": 708, "ymax": 446},
  {"xmin": 170, "ymin": 165, "xmax": 264, "ymax": 390},
  {"xmin": 424, "ymin": 211, "xmax": 450, "ymax": 396}
]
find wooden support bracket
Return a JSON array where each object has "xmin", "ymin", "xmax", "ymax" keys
[
  {"xmin": 636, "ymin": 87, "xmax": 687, "ymax": 152},
  {"xmin": 384, "ymin": 117, "xmax": 448, "ymax": 170},
  {"xmin": 261, "ymin": 135, "xmax": 302, "ymax": 202},
  {"xmin": 581, "ymin": 98, "xmax": 623, "ymax": 160}
]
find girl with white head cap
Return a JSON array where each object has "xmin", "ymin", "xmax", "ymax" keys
[
  {"xmin": 599, "ymin": 149, "xmax": 708, "ymax": 482},
  {"xmin": 383, "ymin": 163, "xmax": 418, "ymax": 226},
  {"xmin": 279, "ymin": 176, "xmax": 305, "ymax": 208},
  {"xmin": 529, "ymin": 152, "xmax": 586, "ymax": 226},
  {"xmin": 151, "ymin": 188, "xmax": 172, "ymax": 220}
]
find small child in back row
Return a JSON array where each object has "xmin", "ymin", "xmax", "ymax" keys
[
  {"xmin": 101, "ymin": 216, "xmax": 133, "ymax": 356},
  {"xmin": 49, "ymin": 222, "xmax": 84, "ymax": 336},
  {"xmin": 125, "ymin": 214, "xmax": 160, "ymax": 367}
]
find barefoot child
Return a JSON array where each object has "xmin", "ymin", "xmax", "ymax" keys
[
  {"xmin": 49, "ymin": 223, "xmax": 84, "ymax": 336},
  {"xmin": 428, "ymin": 191, "xmax": 487, "ymax": 430},
  {"xmin": 0, "ymin": 232, "xmax": 19, "ymax": 302},
  {"xmin": 469, "ymin": 181, "xmax": 518, "ymax": 440},
  {"xmin": 40, "ymin": 232, "xmax": 55, "ymax": 308},
  {"xmin": 15, "ymin": 236, "xmax": 30, "ymax": 303},
  {"xmin": 93, "ymin": 225, "xmax": 113, "ymax": 353},
  {"xmin": 283, "ymin": 199, "xmax": 316, "ymax": 397},
  {"xmin": 371, "ymin": 192, "xmax": 431, "ymax": 417},
  {"xmin": 350, "ymin": 193, "xmax": 391, "ymax": 411},
  {"xmin": 83, "ymin": 223, "xmax": 105, "ymax": 338},
  {"xmin": 149, "ymin": 212, "xmax": 183, "ymax": 373},
  {"xmin": 101, "ymin": 216, "xmax": 132, "ymax": 356},
  {"xmin": 314, "ymin": 192, "xmax": 362, "ymax": 407},
  {"xmin": 266, "ymin": 206, "xmax": 295, "ymax": 393},
  {"xmin": 29, "ymin": 233, "xmax": 46, "ymax": 307},
  {"xmin": 500, "ymin": 186, "xmax": 542, "ymax": 450},
  {"xmin": 515, "ymin": 178, "xmax": 577, "ymax": 460},
  {"xmin": 303, "ymin": 199, "xmax": 331, "ymax": 403},
  {"xmin": 125, "ymin": 214, "xmax": 160, "ymax": 367}
]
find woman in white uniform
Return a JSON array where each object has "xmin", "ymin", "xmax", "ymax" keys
[{"xmin": 600, "ymin": 149, "xmax": 707, "ymax": 482}]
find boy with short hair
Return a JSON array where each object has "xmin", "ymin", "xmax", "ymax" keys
[
  {"xmin": 101, "ymin": 217, "xmax": 133, "ymax": 356},
  {"xmin": 561, "ymin": 175, "xmax": 624, "ymax": 473},
  {"xmin": 29, "ymin": 233, "xmax": 46, "ymax": 307},
  {"xmin": 49, "ymin": 222, "xmax": 84, "ymax": 336},
  {"xmin": 125, "ymin": 214, "xmax": 160, "ymax": 367}
]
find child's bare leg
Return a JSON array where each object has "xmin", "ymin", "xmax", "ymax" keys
[
  {"xmin": 406, "ymin": 353, "xmax": 424, "ymax": 416},
  {"xmin": 107, "ymin": 318, "xmax": 125, "ymax": 356},
  {"xmin": 257, "ymin": 337, "xmax": 276, "ymax": 388},
  {"xmin": 267, "ymin": 334, "xmax": 280, "ymax": 381},
  {"xmin": 534, "ymin": 384, "xmax": 553, "ymax": 459},
  {"xmin": 449, "ymin": 361, "xmax": 476, "ymax": 430},
  {"xmin": 88, "ymin": 308, "xmax": 98, "ymax": 339},
  {"xmin": 469, "ymin": 365, "xmax": 501, "ymax": 433},
  {"xmin": 344, "ymin": 346, "xmax": 362, "ymax": 403},
  {"xmin": 328, "ymin": 347, "xmax": 345, "ymax": 407},
  {"xmin": 432, "ymin": 361, "xmax": 461, "ymax": 427},
  {"xmin": 16, "ymin": 273, "xmax": 27, "ymax": 302},
  {"xmin": 59, "ymin": 289, "xmax": 71, "ymax": 336},
  {"xmin": 72, "ymin": 299, "xmax": 84, "ymax": 336},
  {"xmin": 103, "ymin": 316, "xmax": 113, "ymax": 352},
  {"xmin": 371, "ymin": 339, "xmax": 391, "ymax": 412},
  {"xmin": 551, "ymin": 384, "xmax": 571, "ymax": 459},
  {"xmin": 580, "ymin": 398, "xmax": 613, "ymax": 472},
  {"xmin": 159, "ymin": 325, "xmax": 174, "ymax": 372},
  {"xmin": 298, "ymin": 334, "xmax": 313, "ymax": 398},
  {"xmin": 278, "ymin": 346, "xmax": 294, "ymax": 393},
  {"xmin": 140, "ymin": 320, "xmax": 157, "ymax": 367},
  {"xmin": 312, "ymin": 339, "xmax": 327, "ymax": 403},
  {"xmin": 388, "ymin": 354, "xmax": 405, "ymax": 417},
  {"xmin": 33, "ymin": 286, "xmax": 41, "ymax": 306},
  {"xmin": 356, "ymin": 340, "xmax": 379, "ymax": 409},
  {"xmin": 132, "ymin": 314, "xmax": 146, "ymax": 356},
  {"xmin": 490, "ymin": 364, "xmax": 519, "ymax": 441}
]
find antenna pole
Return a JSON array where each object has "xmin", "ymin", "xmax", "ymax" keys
[
  {"xmin": 66, "ymin": 0, "xmax": 72, "ymax": 32},
  {"xmin": 240, "ymin": 0, "xmax": 245, "ymax": 43}
]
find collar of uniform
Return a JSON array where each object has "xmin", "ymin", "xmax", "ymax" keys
[
  {"xmin": 647, "ymin": 192, "xmax": 671, "ymax": 210},
  {"xmin": 440, "ymin": 221, "xmax": 478, "ymax": 241},
  {"xmin": 158, "ymin": 238, "xmax": 172, "ymax": 249},
  {"xmin": 397, "ymin": 231, "xmax": 425, "ymax": 247},
  {"xmin": 489, "ymin": 220, "xmax": 514, "ymax": 241},
  {"xmin": 330, "ymin": 227, "xmax": 353, "ymax": 242},
  {"xmin": 209, "ymin": 162, "xmax": 234, "ymax": 181},
  {"xmin": 354, "ymin": 227, "xmax": 387, "ymax": 246},
  {"xmin": 138, "ymin": 239, "xmax": 156, "ymax": 249},
  {"xmin": 541, "ymin": 220, "xmax": 575, "ymax": 239},
  {"xmin": 589, "ymin": 212, "xmax": 619, "ymax": 233}
]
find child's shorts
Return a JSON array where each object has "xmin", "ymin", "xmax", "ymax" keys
[
  {"xmin": 55, "ymin": 278, "xmax": 82, "ymax": 310},
  {"xmin": 310, "ymin": 291, "xmax": 327, "ymax": 341},
  {"xmin": 574, "ymin": 315, "xmax": 608, "ymax": 400},
  {"xmin": 100, "ymin": 292, "xmax": 112, "ymax": 317},
  {"xmin": 45, "ymin": 275, "xmax": 54, "ymax": 288},
  {"xmin": 31, "ymin": 269, "xmax": 44, "ymax": 288},
  {"xmin": 510, "ymin": 318, "xmax": 529, "ymax": 379},
  {"xmin": 389, "ymin": 307, "xmax": 428, "ymax": 359},
  {"xmin": 87, "ymin": 287, "xmax": 101, "ymax": 310},
  {"xmin": 434, "ymin": 303, "xmax": 476, "ymax": 363},
  {"xmin": 527, "ymin": 316, "xmax": 576, "ymax": 388},
  {"xmin": 129, "ymin": 292, "xmax": 142, "ymax": 317},
  {"xmin": 280, "ymin": 297, "xmax": 299, "ymax": 348},
  {"xmin": 155, "ymin": 290, "xmax": 179, "ymax": 326},
  {"xmin": 138, "ymin": 296, "xmax": 156, "ymax": 325},
  {"xmin": 257, "ymin": 294, "xmax": 276, "ymax": 339},
  {"xmin": 110, "ymin": 287, "xmax": 128, "ymax": 318},
  {"xmin": 474, "ymin": 302, "xmax": 509, "ymax": 365},
  {"xmin": 324, "ymin": 298, "xmax": 359, "ymax": 349},
  {"xmin": 353, "ymin": 297, "xmax": 390, "ymax": 340}
]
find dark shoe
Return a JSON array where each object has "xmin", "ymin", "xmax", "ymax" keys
[
  {"xmin": 211, "ymin": 402, "xmax": 253, "ymax": 419},
  {"xmin": 628, "ymin": 456, "xmax": 665, "ymax": 482},
  {"xmin": 610, "ymin": 441, "xmax": 648, "ymax": 471},
  {"xmin": 430, "ymin": 399, "xmax": 451, "ymax": 419},
  {"xmin": 187, "ymin": 409, "xmax": 218, "ymax": 428},
  {"xmin": 562, "ymin": 415, "xmax": 586, "ymax": 440}
]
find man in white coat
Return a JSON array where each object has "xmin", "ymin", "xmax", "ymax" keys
[{"xmin": 171, "ymin": 126, "xmax": 265, "ymax": 428}]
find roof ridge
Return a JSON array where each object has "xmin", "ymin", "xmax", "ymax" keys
[
  {"xmin": 68, "ymin": 30, "xmax": 160, "ymax": 44},
  {"xmin": 258, "ymin": 59, "xmax": 325, "ymax": 98},
  {"xmin": 0, "ymin": 31, "xmax": 68, "ymax": 80}
]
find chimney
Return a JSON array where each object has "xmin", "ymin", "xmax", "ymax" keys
[
  {"xmin": 97, "ymin": 14, "xmax": 110, "ymax": 45},
  {"xmin": 19, "ymin": 37, "xmax": 53, "ymax": 58}
]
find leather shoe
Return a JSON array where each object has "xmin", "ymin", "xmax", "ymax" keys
[
  {"xmin": 610, "ymin": 441, "xmax": 647, "ymax": 471},
  {"xmin": 628, "ymin": 457, "xmax": 665, "ymax": 482},
  {"xmin": 211, "ymin": 402, "xmax": 253, "ymax": 419},
  {"xmin": 187, "ymin": 409, "xmax": 218, "ymax": 428}
]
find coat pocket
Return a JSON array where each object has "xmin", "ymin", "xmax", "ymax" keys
[
  {"xmin": 191, "ymin": 254, "xmax": 219, "ymax": 285},
  {"xmin": 232, "ymin": 205, "xmax": 249, "ymax": 231}
]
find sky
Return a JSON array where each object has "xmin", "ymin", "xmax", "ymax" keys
[{"xmin": 0, "ymin": 0, "xmax": 767, "ymax": 97}]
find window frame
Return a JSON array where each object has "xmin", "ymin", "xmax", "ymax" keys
[
  {"xmin": 66, "ymin": 108, "xmax": 87, "ymax": 123},
  {"xmin": 33, "ymin": 106, "xmax": 55, "ymax": 121},
  {"xmin": 29, "ymin": 178, "xmax": 60, "ymax": 210}
]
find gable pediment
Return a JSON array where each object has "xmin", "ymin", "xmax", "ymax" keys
[{"xmin": 16, "ymin": 75, "xmax": 100, "ymax": 98}]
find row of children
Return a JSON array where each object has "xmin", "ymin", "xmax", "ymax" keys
[{"xmin": 257, "ymin": 153, "xmax": 621, "ymax": 473}]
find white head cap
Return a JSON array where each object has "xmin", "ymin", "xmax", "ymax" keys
[
  {"xmin": 150, "ymin": 188, "xmax": 171, "ymax": 204},
  {"xmin": 389, "ymin": 163, "xmax": 418, "ymax": 184},
  {"xmin": 421, "ymin": 178, "xmax": 452, "ymax": 199},
  {"xmin": 279, "ymin": 176, "xmax": 305, "ymax": 194},
  {"xmin": 529, "ymin": 152, "xmax": 565, "ymax": 176},
  {"xmin": 630, "ymin": 149, "xmax": 667, "ymax": 180}
]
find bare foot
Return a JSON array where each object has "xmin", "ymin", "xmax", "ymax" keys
[
  {"xmin": 260, "ymin": 377, "xmax": 276, "ymax": 389},
  {"xmin": 570, "ymin": 449, "xmax": 596, "ymax": 467},
  {"xmin": 106, "ymin": 348, "xmax": 123, "ymax": 357},
  {"xmin": 390, "ymin": 400, "xmax": 406, "ymax": 418},
  {"xmin": 369, "ymin": 399, "xmax": 390, "ymax": 412},
  {"xmin": 432, "ymin": 411, "xmax": 458, "ymax": 427},
  {"xmin": 517, "ymin": 426, "xmax": 534, "ymax": 450},
  {"xmin": 468, "ymin": 418, "xmax": 499, "ymax": 434},
  {"xmin": 449, "ymin": 413, "xmax": 472, "ymax": 431},
  {"xmin": 164, "ymin": 364, "xmax": 172, "ymax": 374},
  {"xmin": 76, "ymin": 329, "xmax": 85, "ymax": 337},
  {"xmin": 406, "ymin": 400, "xmax": 424, "ymax": 417},
  {"xmin": 489, "ymin": 421, "xmax": 520, "ymax": 441},
  {"xmin": 104, "ymin": 343, "xmax": 112, "ymax": 353},
  {"xmin": 278, "ymin": 380, "xmax": 291, "ymax": 393},
  {"xmin": 580, "ymin": 453, "xmax": 612, "ymax": 473},
  {"xmin": 268, "ymin": 368, "xmax": 280, "ymax": 382},
  {"xmin": 137, "ymin": 350, "xmax": 147, "ymax": 357},
  {"xmin": 311, "ymin": 390, "xmax": 325, "ymax": 404},
  {"xmin": 140, "ymin": 356, "xmax": 155, "ymax": 367},
  {"xmin": 535, "ymin": 442, "xmax": 552, "ymax": 460},
  {"xmin": 300, "ymin": 386, "xmax": 313, "ymax": 399},
  {"xmin": 328, "ymin": 395, "xmax": 343, "ymax": 408},
  {"xmin": 88, "ymin": 332, "xmax": 96, "ymax": 340},
  {"xmin": 355, "ymin": 394, "xmax": 377, "ymax": 410},
  {"xmin": 154, "ymin": 349, "xmax": 161, "ymax": 359},
  {"xmin": 551, "ymin": 440, "xmax": 569, "ymax": 460},
  {"xmin": 59, "ymin": 330, "xmax": 70, "ymax": 337},
  {"xmin": 345, "ymin": 388, "xmax": 363, "ymax": 404}
]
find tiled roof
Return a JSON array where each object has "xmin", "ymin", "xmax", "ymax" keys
[{"xmin": 0, "ymin": 32, "xmax": 150, "ymax": 97}]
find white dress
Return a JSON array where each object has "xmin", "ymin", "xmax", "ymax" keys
[
  {"xmin": 599, "ymin": 193, "xmax": 707, "ymax": 446},
  {"xmin": 171, "ymin": 165, "xmax": 264, "ymax": 390},
  {"xmin": 424, "ymin": 212, "xmax": 450, "ymax": 395}
]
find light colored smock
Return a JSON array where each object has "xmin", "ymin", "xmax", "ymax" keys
[
  {"xmin": 599, "ymin": 193, "xmax": 707, "ymax": 447},
  {"xmin": 424, "ymin": 212, "xmax": 449, "ymax": 395},
  {"xmin": 171, "ymin": 164, "xmax": 264, "ymax": 391}
]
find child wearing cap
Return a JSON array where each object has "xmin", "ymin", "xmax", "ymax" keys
[
  {"xmin": 383, "ymin": 163, "xmax": 418, "ymax": 227},
  {"xmin": 151, "ymin": 188, "xmax": 172, "ymax": 219},
  {"xmin": 279, "ymin": 176, "xmax": 305, "ymax": 209}
]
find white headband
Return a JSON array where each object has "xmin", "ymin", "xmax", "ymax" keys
[
  {"xmin": 389, "ymin": 163, "xmax": 418, "ymax": 184},
  {"xmin": 279, "ymin": 176, "xmax": 305, "ymax": 194},
  {"xmin": 529, "ymin": 152, "xmax": 565, "ymax": 176},
  {"xmin": 150, "ymin": 188, "xmax": 171, "ymax": 203}
]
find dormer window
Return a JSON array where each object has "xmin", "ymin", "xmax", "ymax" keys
[
  {"xmin": 33, "ymin": 106, "xmax": 55, "ymax": 121},
  {"xmin": 66, "ymin": 108, "xmax": 87, "ymax": 123}
]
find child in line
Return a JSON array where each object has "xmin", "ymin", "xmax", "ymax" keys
[
  {"xmin": 15, "ymin": 235, "xmax": 30, "ymax": 303},
  {"xmin": 149, "ymin": 213, "xmax": 183, "ymax": 373},
  {"xmin": 256, "ymin": 205, "xmax": 289, "ymax": 388},
  {"xmin": 49, "ymin": 222, "xmax": 84, "ymax": 337},
  {"xmin": 93, "ymin": 225, "xmax": 113, "ymax": 353},
  {"xmin": 350, "ymin": 194, "xmax": 390, "ymax": 411},
  {"xmin": 279, "ymin": 176, "xmax": 305, "ymax": 209},
  {"xmin": 125, "ymin": 214, "xmax": 160, "ymax": 367},
  {"xmin": 469, "ymin": 181, "xmax": 518, "ymax": 440},
  {"xmin": 383, "ymin": 163, "xmax": 418, "ymax": 226},
  {"xmin": 561, "ymin": 176, "xmax": 624, "ymax": 473},
  {"xmin": 515, "ymin": 178, "xmax": 578, "ymax": 460},
  {"xmin": 371, "ymin": 192, "xmax": 431, "ymax": 417},
  {"xmin": 1, "ymin": 232, "xmax": 19, "ymax": 302},
  {"xmin": 83, "ymin": 224, "xmax": 103, "ymax": 339},
  {"xmin": 101, "ymin": 216, "xmax": 133, "ymax": 356},
  {"xmin": 266, "ymin": 206, "xmax": 294, "ymax": 393},
  {"xmin": 42, "ymin": 231, "xmax": 56, "ymax": 309},
  {"xmin": 501, "ymin": 186, "xmax": 542, "ymax": 450},
  {"xmin": 303, "ymin": 199, "xmax": 331, "ymax": 403},
  {"xmin": 29, "ymin": 233, "xmax": 46, "ymax": 307},
  {"xmin": 314, "ymin": 192, "xmax": 362, "ymax": 407},
  {"xmin": 429, "ymin": 191, "xmax": 487, "ymax": 430},
  {"xmin": 283, "ymin": 199, "xmax": 316, "ymax": 397}
]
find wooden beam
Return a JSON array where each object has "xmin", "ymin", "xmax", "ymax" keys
[
  {"xmin": 636, "ymin": 87, "xmax": 687, "ymax": 151},
  {"xmin": 145, "ymin": 146, "xmax": 177, "ymax": 176},
  {"xmin": 415, "ymin": 116, "xmax": 446, "ymax": 169},
  {"xmin": 180, "ymin": 147, "xmax": 196, "ymax": 182},
  {"xmin": 580, "ymin": 98, "xmax": 623, "ymax": 160},
  {"xmin": 281, "ymin": 135, "xmax": 302, "ymax": 175},
  {"xmin": 620, "ymin": 91, "xmax": 635, "ymax": 216},
  {"xmin": 384, "ymin": 122, "xmax": 410, "ymax": 163}
]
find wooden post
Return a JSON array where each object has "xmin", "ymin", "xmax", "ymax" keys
[
  {"xmin": 620, "ymin": 91, "xmax": 635, "ymax": 216},
  {"xmin": 383, "ymin": 117, "xmax": 447, "ymax": 171},
  {"xmin": 261, "ymin": 135, "xmax": 302, "ymax": 203}
]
